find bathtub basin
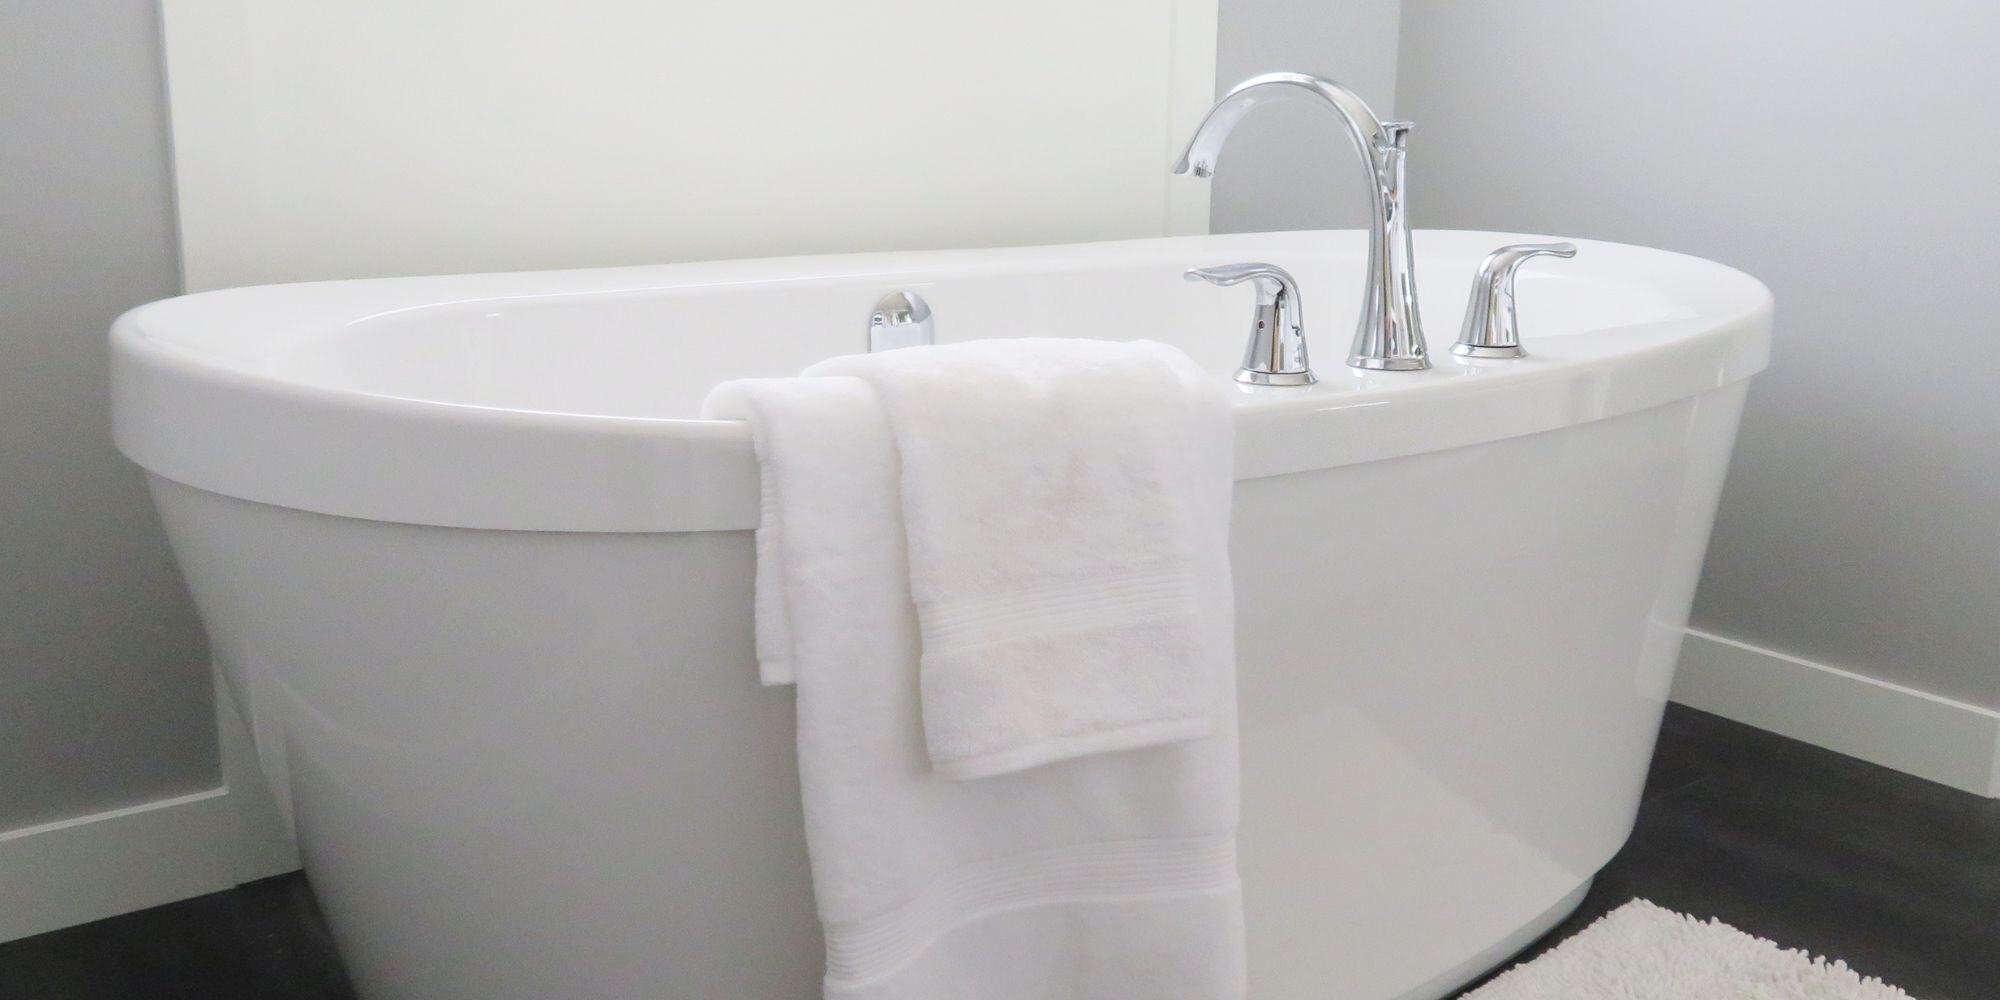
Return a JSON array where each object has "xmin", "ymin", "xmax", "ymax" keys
[{"xmin": 112, "ymin": 229, "xmax": 1770, "ymax": 999}]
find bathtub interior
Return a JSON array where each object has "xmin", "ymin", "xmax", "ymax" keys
[{"xmin": 208, "ymin": 240, "xmax": 1697, "ymax": 421}]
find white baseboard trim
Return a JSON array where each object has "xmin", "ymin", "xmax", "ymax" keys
[
  {"xmin": 1672, "ymin": 627, "xmax": 2000, "ymax": 798},
  {"xmin": 0, "ymin": 667, "xmax": 300, "ymax": 944},
  {"xmin": 0, "ymin": 786, "xmax": 238, "ymax": 942}
]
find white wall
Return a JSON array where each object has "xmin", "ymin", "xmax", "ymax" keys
[
  {"xmin": 1395, "ymin": 1, "xmax": 2000, "ymax": 785},
  {"xmin": 160, "ymin": 0, "xmax": 1218, "ymax": 290},
  {"xmin": 0, "ymin": 0, "xmax": 216, "ymax": 830}
]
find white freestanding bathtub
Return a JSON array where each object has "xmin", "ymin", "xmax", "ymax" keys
[{"xmin": 111, "ymin": 230, "xmax": 1770, "ymax": 1000}]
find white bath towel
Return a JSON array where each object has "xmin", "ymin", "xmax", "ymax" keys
[
  {"xmin": 703, "ymin": 343, "xmax": 1242, "ymax": 1000},
  {"xmin": 809, "ymin": 338, "xmax": 1235, "ymax": 779}
]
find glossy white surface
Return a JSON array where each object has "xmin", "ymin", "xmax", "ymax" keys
[
  {"xmin": 117, "ymin": 230, "xmax": 1769, "ymax": 999},
  {"xmin": 113, "ymin": 230, "xmax": 1766, "ymax": 532}
]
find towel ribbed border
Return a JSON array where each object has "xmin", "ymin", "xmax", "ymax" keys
[{"xmin": 918, "ymin": 569, "xmax": 1198, "ymax": 654}]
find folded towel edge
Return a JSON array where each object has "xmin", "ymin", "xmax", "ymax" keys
[{"xmin": 930, "ymin": 715, "xmax": 1216, "ymax": 781}]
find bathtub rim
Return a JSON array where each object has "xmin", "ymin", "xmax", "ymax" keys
[{"xmin": 111, "ymin": 229, "xmax": 1772, "ymax": 533}]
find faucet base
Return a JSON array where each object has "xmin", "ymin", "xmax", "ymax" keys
[
  {"xmin": 1236, "ymin": 369, "xmax": 1317, "ymax": 386},
  {"xmin": 1451, "ymin": 343, "xmax": 1526, "ymax": 360},
  {"xmin": 1349, "ymin": 355, "xmax": 1431, "ymax": 372}
]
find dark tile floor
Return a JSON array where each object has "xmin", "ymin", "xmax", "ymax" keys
[
  {"xmin": 0, "ymin": 873, "xmax": 351, "ymax": 1000},
  {"xmin": 2, "ymin": 705, "xmax": 1995, "ymax": 1000},
  {"xmin": 1453, "ymin": 705, "xmax": 2000, "ymax": 998}
]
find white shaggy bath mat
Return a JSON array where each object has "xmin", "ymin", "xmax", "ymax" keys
[{"xmin": 1463, "ymin": 899, "xmax": 1917, "ymax": 999}]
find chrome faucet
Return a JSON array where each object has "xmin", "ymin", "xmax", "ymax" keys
[{"xmin": 1174, "ymin": 72, "xmax": 1429, "ymax": 371}]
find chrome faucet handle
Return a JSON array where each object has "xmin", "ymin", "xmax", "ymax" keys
[
  {"xmin": 1186, "ymin": 262, "xmax": 1315, "ymax": 386},
  {"xmin": 1453, "ymin": 243, "xmax": 1577, "ymax": 360}
]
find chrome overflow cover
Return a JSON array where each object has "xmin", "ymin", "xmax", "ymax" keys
[{"xmin": 869, "ymin": 291, "xmax": 934, "ymax": 353}]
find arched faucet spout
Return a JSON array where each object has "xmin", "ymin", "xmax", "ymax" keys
[
  {"xmin": 1173, "ymin": 71, "xmax": 1429, "ymax": 371},
  {"xmin": 1174, "ymin": 72, "xmax": 1393, "ymax": 179}
]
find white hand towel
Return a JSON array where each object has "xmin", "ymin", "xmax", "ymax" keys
[
  {"xmin": 808, "ymin": 338, "xmax": 1235, "ymax": 779},
  {"xmin": 703, "ymin": 346, "xmax": 1243, "ymax": 1000}
]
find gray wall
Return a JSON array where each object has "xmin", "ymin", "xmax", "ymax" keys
[
  {"xmin": 1395, "ymin": 1, "xmax": 2000, "ymax": 709},
  {"xmin": 1211, "ymin": 0, "xmax": 1403, "ymax": 232},
  {"xmin": 0, "ymin": 0, "xmax": 216, "ymax": 829}
]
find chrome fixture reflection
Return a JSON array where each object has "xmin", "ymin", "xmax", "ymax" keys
[
  {"xmin": 1453, "ymin": 243, "xmax": 1577, "ymax": 359},
  {"xmin": 868, "ymin": 290, "xmax": 934, "ymax": 352},
  {"xmin": 1185, "ymin": 262, "xmax": 1315, "ymax": 386},
  {"xmin": 1174, "ymin": 71, "xmax": 1428, "ymax": 372}
]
